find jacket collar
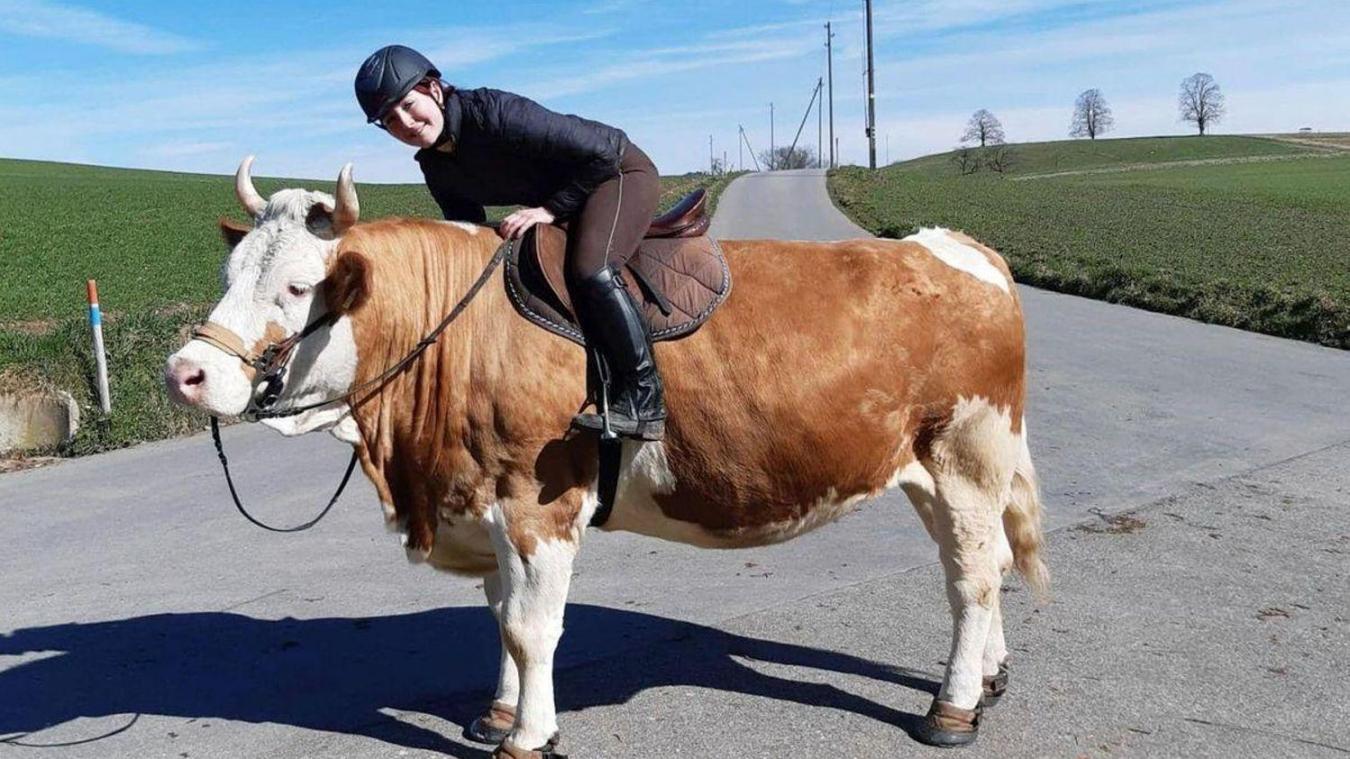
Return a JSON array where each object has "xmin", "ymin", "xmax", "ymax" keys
[{"xmin": 436, "ymin": 88, "xmax": 463, "ymax": 152}]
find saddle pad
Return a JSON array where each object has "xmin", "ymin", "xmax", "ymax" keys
[{"xmin": 504, "ymin": 223, "xmax": 731, "ymax": 346}]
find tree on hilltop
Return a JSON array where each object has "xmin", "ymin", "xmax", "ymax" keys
[
  {"xmin": 961, "ymin": 109, "xmax": 1005, "ymax": 147},
  {"xmin": 759, "ymin": 145, "xmax": 815, "ymax": 170},
  {"xmin": 1179, "ymin": 72, "xmax": 1225, "ymax": 136},
  {"xmin": 1070, "ymin": 88, "xmax": 1114, "ymax": 140}
]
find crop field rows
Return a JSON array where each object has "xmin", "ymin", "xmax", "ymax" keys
[
  {"xmin": 0, "ymin": 158, "xmax": 738, "ymax": 453},
  {"xmin": 829, "ymin": 136, "xmax": 1349, "ymax": 350}
]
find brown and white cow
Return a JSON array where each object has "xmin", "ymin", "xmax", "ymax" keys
[{"xmin": 166, "ymin": 159, "xmax": 1047, "ymax": 756}]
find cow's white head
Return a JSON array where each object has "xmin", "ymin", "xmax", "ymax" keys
[{"xmin": 165, "ymin": 157, "xmax": 368, "ymax": 439}]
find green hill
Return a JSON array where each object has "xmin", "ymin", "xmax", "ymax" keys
[
  {"xmin": 829, "ymin": 135, "xmax": 1349, "ymax": 350},
  {"xmin": 890, "ymin": 135, "xmax": 1316, "ymax": 178},
  {"xmin": 0, "ymin": 157, "xmax": 733, "ymax": 454},
  {"xmin": 0, "ymin": 158, "xmax": 720, "ymax": 324}
]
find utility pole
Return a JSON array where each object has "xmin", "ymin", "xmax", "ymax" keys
[
  {"xmin": 788, "ymin": 79, "xmax": 822, "ymax": 170},
  {"xmin": 817, "ymin": 76, "xmax": 823, "ymax": 168},
  {"xmin": 739, "ymin": 125, "xmax": 761, "ymax": 171},
  {"xmin": 864, "ymin": 0, "xmax": 877, "ymax": 169},
  {"xmin": 825, "ymin": 21, "xmax": 836, "ymax": 169},
  {"xmin": 769, "ymin": 102, "xmax": 775, "ymax": 170},
  {"xmin": 738, "ymin": 125, "xmax": 743, "ymax": 171},
  {"xmin": 709, "ymin": 134, "xmax": 714, "ymax": 174}
]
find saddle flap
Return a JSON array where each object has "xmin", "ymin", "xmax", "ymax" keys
[{"xmin": 505, "ymin": 223, "xmax": 730, "ymax": 347}]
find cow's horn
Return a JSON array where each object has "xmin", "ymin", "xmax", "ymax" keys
[
  {"xmin": 333, "ymin": 163, "xmax": 360, "ymax": 234},
  {"xmin": 235, "ymin": 155, "xmax": 266, "ymax": 218}
]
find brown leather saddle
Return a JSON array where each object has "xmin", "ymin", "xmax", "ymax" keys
[
  {"xmin": 646, "ymin": 187, "xmax": 712, "ymax": 239},
  {"xmin": 504, "ymin": 190, "xmax": 730, "ymax": 346}
]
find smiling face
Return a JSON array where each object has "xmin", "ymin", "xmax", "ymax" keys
[{"xmin": 381, "ymin": 80, "xmax": 445, "ymax": 148}]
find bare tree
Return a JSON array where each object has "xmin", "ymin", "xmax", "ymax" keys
[
  {"xmin": 759, "ymin": 146, "xmax": 815, "ymax": 170},
  {"xmin": 961, "ymin": 109, "xmax": 1005, "ymax": 147},
  {"xmin": 1070, "ymin": 88, "xmax": 1114, "ymax": 140},
  {"xmin": 984, "ymin": 144, "xmax": 1016, "ymax": 174},
  {"xmin": 1178, "ymin": 72, "xmax": 1225, "ymax": 136},
  {"xmin": 951, "ymin": 146, "xmax": 980, "ymax": 175}
]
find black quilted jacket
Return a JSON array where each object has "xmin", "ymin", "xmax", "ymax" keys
[{"xmin": 414, "ymin": 87, "xmax": 629, "ymax": 223}]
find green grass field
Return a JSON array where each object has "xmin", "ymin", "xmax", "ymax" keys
[
  {"xmin": 892, "ymin": 135, "xmax": 1317, "ymax": 178},
  {"xmin": 0, "ymin": 158, "xmax": 738, "ymax": 454},
  {"xmin": 829, "ymin": 136, "xmax": 1350, "ymax": 349},
  {"xmin": 0, "ymin": 158, "xmax": 726, "ymax": 324}
]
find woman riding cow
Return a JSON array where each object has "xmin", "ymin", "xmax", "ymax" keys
[{"xmin": 354, "ymin": 44, "xmax": 666, "ymax": 440}]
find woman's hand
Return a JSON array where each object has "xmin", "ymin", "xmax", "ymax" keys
[{"xmin": 500, "ymin": 207, "xmax": 556, "ymax": 240}]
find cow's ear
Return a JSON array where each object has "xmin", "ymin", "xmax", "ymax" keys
[
  {"xmin": 219, "ymin": 216, "xmax": 252, "ymax": 249},
  {"xmin": 323, "ymin": 250, "xmax": 371, "ymax": 315}
]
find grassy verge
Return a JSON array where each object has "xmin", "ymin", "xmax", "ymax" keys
[
  {"xmin": 828, "ymin": 136, "xmax": 1349, "ymax": 350},
  {"xmin": 1, "ymin": 307, "xmax": 210, "ymax": 456},
  {"xmin": 0, "ymin": 159, "xmax": 743, "ymax": 456}
]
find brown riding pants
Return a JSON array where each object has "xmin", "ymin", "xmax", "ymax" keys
[{"xmin": 564, "ymin": 143, "xmax": 661, "ymax": 285}]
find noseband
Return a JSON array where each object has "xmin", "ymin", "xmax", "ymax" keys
[
  {"xmin": 190, "ymin": 239, "xmax": 510, "ymax": 531},
  {"xmin": 190, "ymin": 314, "xmax": 337, "ymax": 419}
]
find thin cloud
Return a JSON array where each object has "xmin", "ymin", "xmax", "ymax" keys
[
  {"xmin": 581, "ymin": 0, "xmax": 639, "ymax": 15},
  {"xmin": 520, "ymin": 35, "xmax": 818, "ymax": 98},
  {"xmin": 140, "ymin": 140, "xmax": 235, "ymax": 159},
  {"xmin": 0, "ymin": 0, "xmax": 200, "ymax": 54}
]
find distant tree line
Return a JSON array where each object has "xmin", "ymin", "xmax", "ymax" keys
[{"xmin": 952, "ymin": 71, "xmax": 1227, "ymax": 176}]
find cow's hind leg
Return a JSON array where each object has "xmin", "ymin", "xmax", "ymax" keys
[
  {"xmin": 918, "ymin": 401, "xmax": 1021, "ymax": 747},
  {"xmin": 465, "ymin": 570, "xmax": 520, "ymax": 744},
  {"xmin": 489, "ymin": 509, "xmax": 577, "ymax": 757},
  {"xmin": 980, "ymin": 524, "xmax": 1013, "ymax": 709}
]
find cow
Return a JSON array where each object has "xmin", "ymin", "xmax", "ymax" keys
[{"xmin": 165, "ymin": 158, "xmax": 1047, "ymax": 757}]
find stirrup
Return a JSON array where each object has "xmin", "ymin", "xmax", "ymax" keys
[{"xmin": 571, "ymin": 410, "xmax": 665, "ymax": 441}]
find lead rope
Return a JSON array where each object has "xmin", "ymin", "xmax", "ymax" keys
[{"xmin": 210, "ymin": 410, "xmax": 358, "ymax": 532}]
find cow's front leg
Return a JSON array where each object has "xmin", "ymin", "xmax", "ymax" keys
[
  {"xmin": 466, "ymin": 570, "xmax": 520, "ymax": 744},
  {"xmin": 489, "ymin": 507, "xmax": 578, "ymax": 757}
]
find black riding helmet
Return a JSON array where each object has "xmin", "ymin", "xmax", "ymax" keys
[{"xmin": 354, "ymin": 44, "xmax": 442, "ymax": 125}]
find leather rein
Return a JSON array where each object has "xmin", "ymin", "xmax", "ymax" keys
[{"xmin": 196, "ymin": 239, "xmax": 511, "ymax": 532}]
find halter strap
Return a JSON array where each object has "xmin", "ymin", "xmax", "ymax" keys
[{"xmin": 188, "ymin": 239, "xmax": 508, "ymax": 421}]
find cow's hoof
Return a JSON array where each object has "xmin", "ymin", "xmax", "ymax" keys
[
  {"xmin": 464, "ymin": 701, "xmax": 516, "ymax": 745},
  {"xmin": 492, "ymin": 733, "xmax": 564, "ymax": 759},
  {"xmin": 980, "ymin": 661, "xmax": 1010, "ymax": 709},
  {"xmin": 915, "ymin": 699, "xmax": 981, "ymax": 747}
]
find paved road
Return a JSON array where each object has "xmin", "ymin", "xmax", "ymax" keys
[{"xmin": 2, "ymin": 169, "xmax": 1348, "ymax": 758}]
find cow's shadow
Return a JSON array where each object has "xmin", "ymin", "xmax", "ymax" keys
[{"xmin": 0, "ymin": 605, "xmax": 938, "ymax": 756}]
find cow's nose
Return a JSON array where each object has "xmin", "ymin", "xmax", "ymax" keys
[{"xmin": 165, "ymin": 357, "xmax": 207, "ymax": 405}]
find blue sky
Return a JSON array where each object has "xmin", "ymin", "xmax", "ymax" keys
[{"xmin": 1, "ymin": 0, "xmax": 1346, "ymax": 182}]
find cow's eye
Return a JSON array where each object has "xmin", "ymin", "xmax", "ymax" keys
[{"xmin": 287, "ymin": 283, "xmax": 311, "ymax": 298}]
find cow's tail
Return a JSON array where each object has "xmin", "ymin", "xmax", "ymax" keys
[{"xmin": 1004, "ymin": 421, "xmax": 1049, "ymax": 599}]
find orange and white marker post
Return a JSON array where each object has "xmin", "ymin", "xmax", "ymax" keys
[{"xmin": 86, "ymin": 279, "xmax": 112, "ymax": 414}]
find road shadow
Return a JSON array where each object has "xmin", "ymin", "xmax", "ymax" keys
[{"xmin": 0, "ymin": 604, "xmax": 938, "ymax": 754}]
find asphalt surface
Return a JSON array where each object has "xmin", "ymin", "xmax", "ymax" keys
[{"xmin": 2, "ymin": 168, "xmax": 1348, "ymax": 758}]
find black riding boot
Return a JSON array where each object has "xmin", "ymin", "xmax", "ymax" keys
[{"xmin": 571, "ymin": 267, "xmax": 666, "ymax": 441}]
